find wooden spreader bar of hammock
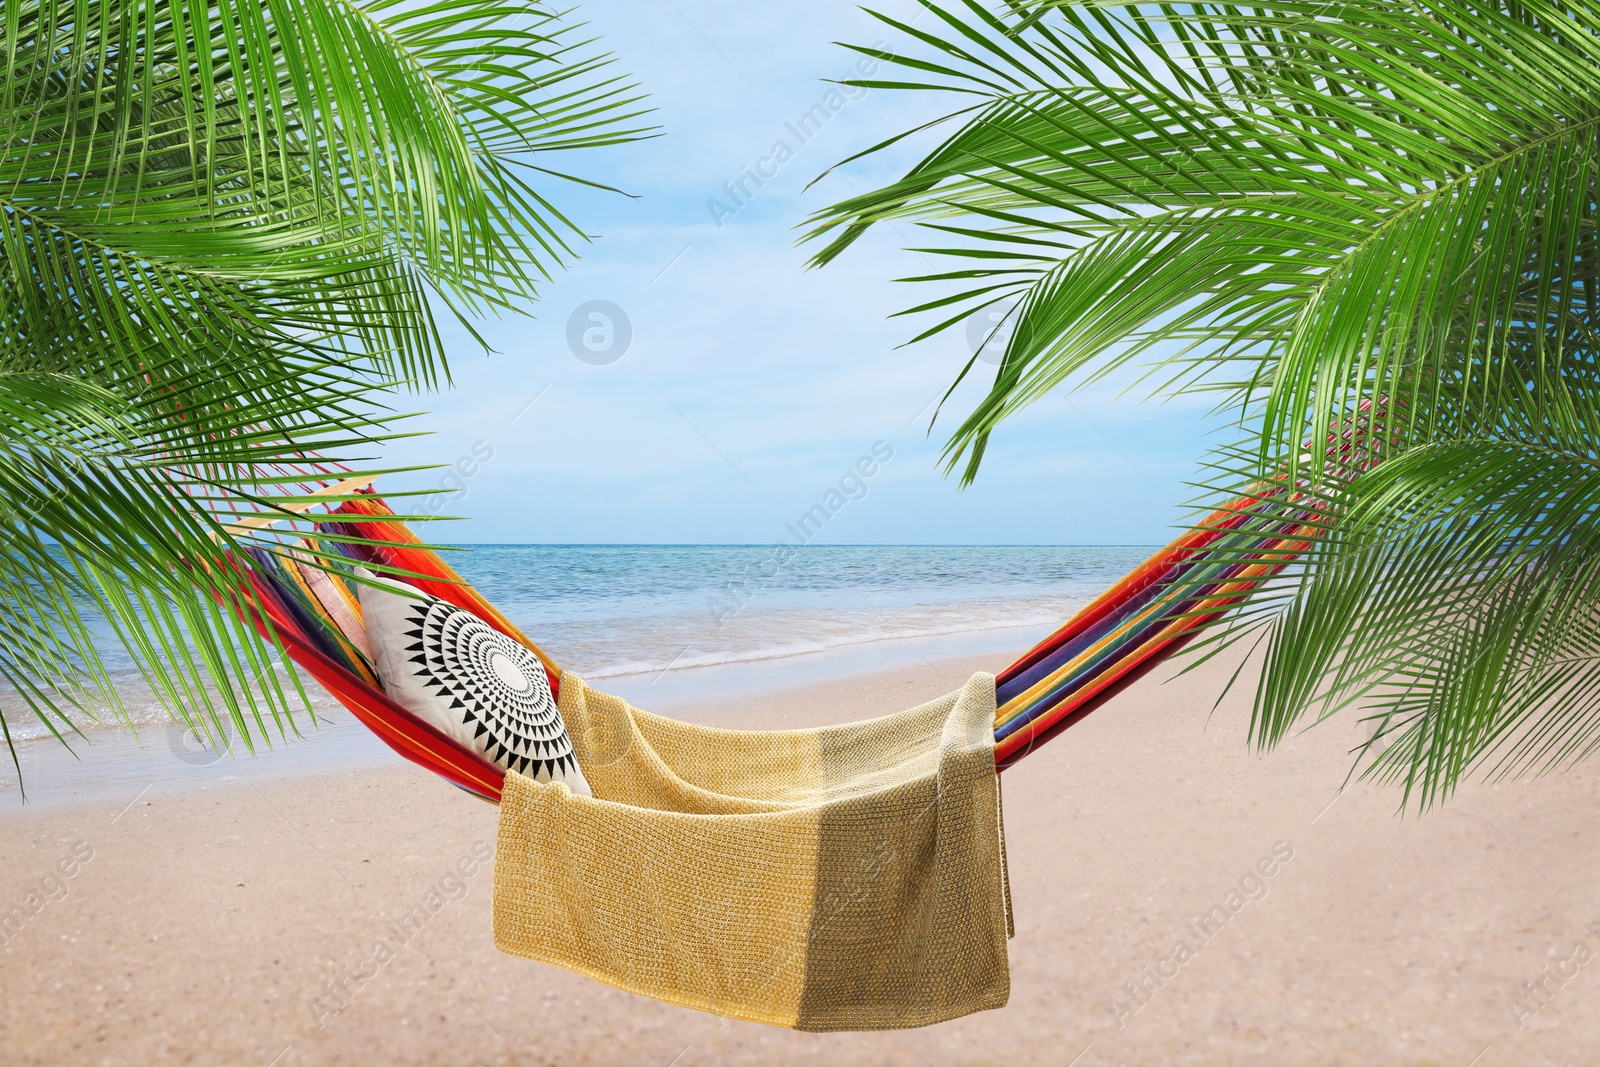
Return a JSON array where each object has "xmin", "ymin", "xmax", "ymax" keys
[{"xmin": 225, "ymin": 488, "xmax": 1313, "ymax": 802}]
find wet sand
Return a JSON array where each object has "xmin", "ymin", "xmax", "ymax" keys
[{"xmin": 2, "ymin": 647, "xmax": 1598, "ymax": 1066}]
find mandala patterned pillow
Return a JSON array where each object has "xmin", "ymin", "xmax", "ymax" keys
[{"xmin": 355, "ymin": 570, "xmax": 589, "ymax": 796}]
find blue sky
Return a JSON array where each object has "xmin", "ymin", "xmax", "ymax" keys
[{"xmin": 382, "ymin": 0, "xmax": 1228, "ymax": 545}]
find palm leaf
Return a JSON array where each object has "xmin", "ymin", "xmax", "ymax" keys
[
  {"xmin": 809, "ymin": 0, "xmax": 1600, "ymax": 807},
  {"xmin": 0, "ymin": 0, "xmax": 652, "ymax": 782}
]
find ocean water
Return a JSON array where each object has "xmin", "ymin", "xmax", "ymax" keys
[
  {"xmin": 2, "ymin": 544, "xmax": 1154, "ymax": 745},
  {"xmin": 466, "ymin": 544, "xmax": 1153, "ymax": 679}
]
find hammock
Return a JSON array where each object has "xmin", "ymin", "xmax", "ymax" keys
[
  {"xmin": 218, "ymin": 482, "xmax": 1313, "ymax": 802},
  {"xmin": 202, "ymin": 460, "xmax": 1334, "ymax": 1029}
]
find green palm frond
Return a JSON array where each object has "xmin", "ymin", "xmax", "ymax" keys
[
  {"xmin": 809, "ymin": 0, "xmax": 1600, "ymax": 807},
  {"xmin": 0, "ymin": 0, "xmax": 652, "ymax": 780}
]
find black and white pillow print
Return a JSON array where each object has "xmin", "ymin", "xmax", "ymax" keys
[{"xmin": 355, "ymin": 569, "xmax": 590, "ymax": 795}]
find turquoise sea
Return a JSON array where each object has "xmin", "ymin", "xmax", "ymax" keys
[{"xmin": 452, "ymin": 544, "xmax": 1154, "ymax": 681}]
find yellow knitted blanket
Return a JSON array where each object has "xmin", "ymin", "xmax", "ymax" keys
[{"xmin": 492, "ymin": 671, "xmax": 1012, "ymax": 1031}]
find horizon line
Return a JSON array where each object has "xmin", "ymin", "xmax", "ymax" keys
[{"xmin": 424, "ymin": 542, "xmax": 1166, "ymax": 549}]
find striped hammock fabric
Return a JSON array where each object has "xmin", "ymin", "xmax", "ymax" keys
[
  {"xmin": 993, "ymin": 492, "xmax": 1317, "ymax": 768},
  {"xmin": 223, "ymin": 487, "xmax": 1312, "ymax": 801}
]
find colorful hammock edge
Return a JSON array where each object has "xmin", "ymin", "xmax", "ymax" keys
[{"xmin": 228, "ymin": 488, "xmax": 1311, "ymax": 792}]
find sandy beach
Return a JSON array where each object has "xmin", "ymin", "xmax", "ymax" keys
[{"xmin": 3, "ymin": 645, "xmax": 1599, "ymax": 1067}]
